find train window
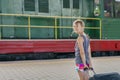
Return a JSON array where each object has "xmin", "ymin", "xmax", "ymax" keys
[
  {"xmin": 73, "ymin": 0, "xmax": 79, "ymax": 9},
  {"xmin": 24, "ymin": 0, "xmax": 35, "ymax": 11},
  {"xmin": 104, "ymin": 0, "xmax": 113, "ymax": 17},
  {"xmin": 115, "ymin": 0, "xmax": 120, "ymax": 17},
  {"xmin": 38, "ymin": 0, "xmax": 49, "ymax": 13},
  {"xmin": 63, "ymin": 0, "xmax": 70, "ymax": 8}
]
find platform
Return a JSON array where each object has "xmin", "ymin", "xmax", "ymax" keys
[{"xmin": 0, "ymin": 56, "xmax": 120, "ymax": 80}]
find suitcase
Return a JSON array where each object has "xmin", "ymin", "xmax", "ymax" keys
[{"xmin": 89, "ymin": 70, "xmax": 120, "ymax": 80}]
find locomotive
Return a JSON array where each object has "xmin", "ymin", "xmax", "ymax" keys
[{"xmin": 0, "ymin": 0, "xmax": 120, "ymax": 60}]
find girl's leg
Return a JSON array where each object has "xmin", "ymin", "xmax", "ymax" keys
[
  {"xmin": 84, "ymin": 70, "xmax": 89, "ymax": 80},
  {"xmin": 78, "ymin": 70, "xmax": 84, "ymax": 80},
  {"xmin": 76, "ymin": 64, "xmax": 89, "ymax": 80}
]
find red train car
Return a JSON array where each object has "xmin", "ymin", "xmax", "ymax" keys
[{"xmin": 0, "ymin": 39, "xmax": 120, "ymax": 53}]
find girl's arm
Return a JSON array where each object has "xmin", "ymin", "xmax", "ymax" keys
[
  {"xmin": 88, "ymin": 44, "xmax": 93, "ymax": 68},
  {"xmin": 77, "ymin": 37, "xmax": 87, "ymax": 67}
]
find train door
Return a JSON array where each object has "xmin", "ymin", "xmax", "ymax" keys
[
  {"xmin": 59, "ymin": 0, "xmax": 96, "ymax": 39},
  {"xmin": 61, "ymin": 0, "xmax": 81, "ymax": 17},
  {"xmin": 59, "ymin": 0, "xmax": 82, "ymax": 39}
]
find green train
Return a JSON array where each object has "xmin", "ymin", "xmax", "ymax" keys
[
  {"xmin": 0, "ymin": 0, "xmax": 120, "ymax": 39},
  {"xmin": 0, "ymin": 0, "xmax": 120, "ymax": 60}
]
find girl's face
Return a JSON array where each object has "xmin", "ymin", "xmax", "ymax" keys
[{"xmin": 74, "ymin": 22, "xmax": 84, "ymax": 34}]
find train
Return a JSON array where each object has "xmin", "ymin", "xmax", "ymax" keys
[{"xmin": 0, "ymin": 0, "xmax": 120, "ymax": 60}]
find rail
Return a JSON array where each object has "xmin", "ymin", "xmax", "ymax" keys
[{"xmin": 0, "ymin": 13, "xmax": 102, "ymax": 39}]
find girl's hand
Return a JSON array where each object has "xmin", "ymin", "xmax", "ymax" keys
[{"xmin": 84, "ymin": 64, "xmax": 89, "ymax": 71}]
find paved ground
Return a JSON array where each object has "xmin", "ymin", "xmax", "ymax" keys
[{"xmin": 0, "ymin": 56, "xmax": 120, "ymax": 80}]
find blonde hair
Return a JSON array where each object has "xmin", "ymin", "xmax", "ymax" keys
[{"xmin": 72, "ymin": 19, "xmax": 85, "ymax": 33}]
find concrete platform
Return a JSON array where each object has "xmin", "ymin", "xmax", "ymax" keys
[{"xmin": 0, "ymin": 56, "xmax": 120, "ymax": 80}]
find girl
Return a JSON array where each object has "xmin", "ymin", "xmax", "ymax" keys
[{"xmin": 73, "ymin": 19, "xmax": 93, "ymax": 80}]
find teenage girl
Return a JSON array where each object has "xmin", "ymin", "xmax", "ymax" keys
[{"xmin": 73, "ymin": 19, "xmax": 93, "ymax": 80}]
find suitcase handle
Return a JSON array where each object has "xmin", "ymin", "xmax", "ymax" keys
[
  {"xmin": 91, "ymin": 69, "xmax": 96, "ymax": 74},
  {"xmin": 89, "ymin": 67, "xmax": 96, "ymax": 74}
]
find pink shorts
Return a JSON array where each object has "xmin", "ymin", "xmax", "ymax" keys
[{"xmin": 75, "ymin": 64, "xmax": 89, "ymax": 71}]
